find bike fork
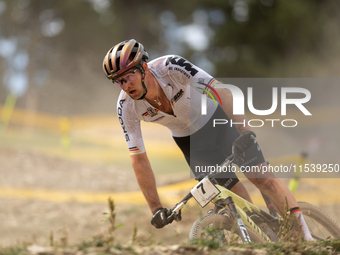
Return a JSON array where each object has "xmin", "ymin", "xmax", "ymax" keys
[{"xmin": 226, "ymin": 196, "xmax": 251, "ymax": 243}]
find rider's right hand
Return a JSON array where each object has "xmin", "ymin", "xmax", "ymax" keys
[{"xmin": 151, "ymin": 207, "xmax": 172, "ymax": 229}]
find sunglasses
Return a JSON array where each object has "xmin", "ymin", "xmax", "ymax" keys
[{"xmin": 112, "ymin": 68, "xmax": 138, "ymax": 87}]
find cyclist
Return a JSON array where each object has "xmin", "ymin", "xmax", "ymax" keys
[{"xmin": 102, "ymin": 39, "xmax": 313, "ymax": 241}]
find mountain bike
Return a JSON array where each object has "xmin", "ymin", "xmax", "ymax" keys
[{"xmin": 166, "ymin": 146, "xmax": 340, "ymax": 244}]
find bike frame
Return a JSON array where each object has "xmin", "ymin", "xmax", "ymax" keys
[
  {"xmin": 168, "ymin": 177, "xmax": 280, "ymax": 242},
  {"xmin": 212, "ymin": 184, "xmax": 272, "ymax": 242},
  {"xmin": 168, "ymin": 157, "xmax": 282, "ymax": 243}
]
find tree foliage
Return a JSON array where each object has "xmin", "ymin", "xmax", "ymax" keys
[{"xmin": 0, "ymin": 0, "xmax": 339, "ymax": 113}]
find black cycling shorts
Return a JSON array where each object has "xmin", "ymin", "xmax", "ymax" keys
[{"xmin": 173, "ymin": 105, "xmax": 265, "ymax": 190}]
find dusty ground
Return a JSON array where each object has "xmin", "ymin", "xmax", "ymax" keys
[
  {"xmin": 1, "ymin": 147, "xmax": 340, "ymax": 249},
  {"xmin": 0, "ymin": 147, "xmax": 204, "ymax": 247}
]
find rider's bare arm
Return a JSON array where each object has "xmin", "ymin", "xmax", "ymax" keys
[
  {"xmin": 131, "ymin": 152, "xmax": 163, "ymax": 213},
  {"xmin": 215, "ymin": 86, "xmax": 252, "ymax": 135}
]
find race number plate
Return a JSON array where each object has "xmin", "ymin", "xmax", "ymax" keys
[{"xmin": 191, "ymin": 178, "xmax": 221, "ymax": 207}]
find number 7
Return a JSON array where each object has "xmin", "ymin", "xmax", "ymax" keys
[{"xmin": 197, "ymin": 183, "xmax": 206, "ymax": 194}]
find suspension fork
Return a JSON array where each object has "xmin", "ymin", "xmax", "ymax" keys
[
  {"xmin": 225, "ymin": 196, "xmax": 251, "ymax": 243},
  {"xmin": 213, "ymin": 197, "xmax": 272, "ymax": 242}
]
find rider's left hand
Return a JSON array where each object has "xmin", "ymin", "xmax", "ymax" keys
[{"xmin": 231, "ymin": 131, "xmax": 256, "ymax": 165}]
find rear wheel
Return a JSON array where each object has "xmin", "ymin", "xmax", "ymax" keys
[
  {"xmin": 188, "ymin": 213, "xmax": 265, "ymax": 245},
  {"xmin": 299, "ymin": 201, "xmax": 340, "ymax": 240}
]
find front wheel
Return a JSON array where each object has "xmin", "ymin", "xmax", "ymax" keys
[
  {"xmin": 188, "ymin": 213, "xmax": 265, "ymax": 246},
  {"xmin": 299, "ymin": 201, "xmax": 340, "ymax": 240}
]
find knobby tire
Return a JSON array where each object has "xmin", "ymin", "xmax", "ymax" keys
[
  {"xmin": 188, "ymin": 213, "xmax": 265, "ymax": 245},
  {"xmin": 298, "ymin": 201, "xmax": 340, "ymax": 239}
]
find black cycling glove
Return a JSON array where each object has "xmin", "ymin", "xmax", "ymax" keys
[
  {"xmin": 231, "ymin": 131, "xmax": 256, "ymax": 165},
  {"xmin": 151, "ymin": 207, "xmax": 172, "ymax": 229}
]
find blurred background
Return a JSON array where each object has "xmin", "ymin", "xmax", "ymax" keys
[
  {"xmin": 1, "ymin": 0, "xmax": 340, "ymax": 247},
  {"xmin": 1, "ymin": 0, "xmax": 340, "ymax": 115}
]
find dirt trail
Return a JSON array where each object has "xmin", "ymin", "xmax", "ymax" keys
[
  {"xmin": 0, "ymin": 148, "xmax": 198, "ymax": 247},
  {"xmin": 1, "ymin": 147, "xmax": 340, "ymax": 249}
]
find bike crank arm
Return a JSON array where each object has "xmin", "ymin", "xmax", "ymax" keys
[{"xmin": 226, "ymin": 196, "xmax": 252, "ymax": 243}]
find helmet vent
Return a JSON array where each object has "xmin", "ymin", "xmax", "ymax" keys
[
  {"xmin": 103, "ymin": 64, "xmax": 110, "ymax": 75},
  {"xmin": 108, "ymin": 57, "xmax": 114, "ymax": 71},
  {"xmin": 115, "ymin": 50, "xmax": 121, "ymax": 71}
]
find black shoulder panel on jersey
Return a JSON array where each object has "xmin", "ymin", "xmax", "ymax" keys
[{"xmin": 165, "ymin": 56, "xmax": 199, "ymax": 77}]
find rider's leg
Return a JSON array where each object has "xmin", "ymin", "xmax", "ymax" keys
[
  {"xmin": 245, "ymin": 162, "xmax": 313, "ymax": 241},
  {"xmin": 214, "ymin": 176, "xmax": 253, "ymax": 204},
  {"xmin": 244, "ymin": 162, "xmax": 296, "ymax": 215}
]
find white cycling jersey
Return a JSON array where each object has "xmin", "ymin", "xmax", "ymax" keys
[{"xmin": 117, "ymin": 55, "xmax": 218, "ymax": 155}]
